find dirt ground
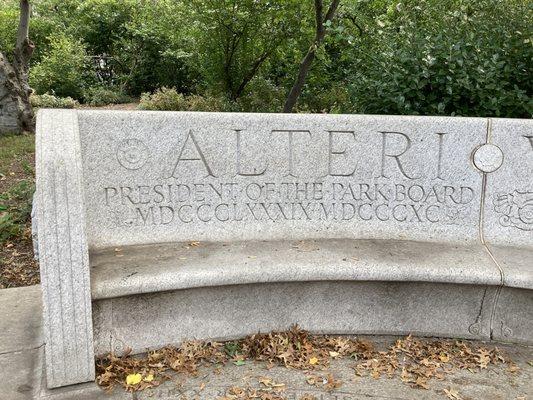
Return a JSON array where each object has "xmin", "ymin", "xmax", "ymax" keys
[{"xmin": 0, "ymin": 133, "xmax": 39, "ymax": 288}]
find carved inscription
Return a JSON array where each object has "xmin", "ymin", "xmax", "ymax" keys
[{"xmin": 103, "ymin": 128, "xmax": 477, "ymax": 228}]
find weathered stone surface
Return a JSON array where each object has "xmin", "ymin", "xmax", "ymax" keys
[
  {"xmin": 483, "ymin": 118, "xmax": 533, "ymax": 248},
  {"xmin": 78, "ymin": 112, "xmax": 487, "ymax": 248},
  {"xmin": 0, "ymin": 286, "xmax": 42, "ymax": 354},
  {"xmin": 93, "ymin": 281, "xmax": 497, "ymax": 356},
  {"xmin": 35, "ymin": 110, "xmax": 95, "ymax": 388},
  {"xmin": 90, "ymin": 240, "xmax": 502, "ymax": 299},
  {"xmin": 35, "ymin": 110, "xmax": 533, "ymax": 389},
  {"xmin": 491, "ymin": 287, "xmax": 533, "ymax": 344}
]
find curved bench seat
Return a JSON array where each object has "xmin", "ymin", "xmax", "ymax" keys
[
  {"xmin": 91, "ymin": 239, "xmax": 504, "ymax": 300},
  {"xmin": 90, "ymin": 239, "xmax": 533, "ymax": 356}
]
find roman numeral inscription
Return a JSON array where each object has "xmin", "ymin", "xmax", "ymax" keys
[{"xmin": 97, "ymin": 123, "xmax": 478, "ymax": 231}]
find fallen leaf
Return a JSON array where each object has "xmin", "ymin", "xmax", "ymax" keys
[
  {"xmin": 309, "ymin": 357, "xmax": 319, "ymax": 365},
  {"xmin": 126, "ymin": 373, "xmax": 142, "ymax": 386},
  {"xmin": 443, "ymin": 387, "xmax": 462, "ymax": 400}
]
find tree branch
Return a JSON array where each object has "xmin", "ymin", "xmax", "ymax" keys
[
  {"xmin": 14, "ymin": 0, "xmax": 34, "ymax": 73},
  {"xmin": 16, "ymin": 0, "xmax": 30, "ymax": 50},
  {"xmin": 315, "ymin": 0, "xmax": 324, "ymax": 38},
  {"xmin": 324, "ymin": 0, "xmax": 341, "ymax": 24},
  {"xmin": 283, "ymin": 0, "xmax": 341, "ymax": 113}
]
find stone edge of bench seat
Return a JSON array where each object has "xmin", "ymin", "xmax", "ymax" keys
[
  {"xmin": 89, "ymin": 239, "xmax": 513, "ymax": 300},
  {"xmin": 90, "ymin": 280, "xmax": 504, "ymax": 357}
]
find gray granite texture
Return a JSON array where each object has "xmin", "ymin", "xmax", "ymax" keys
[
  {"xmin": 35, "ymin": 110, "xmax": 95, "ymax": 388},
  {"xmin": 78, "ymin": 112, "xmax": 488, "ymax": 248},
  {"xmin": 90, "ymin": 239, "xmax": 502, "ymax": 299},
  {"xmin": 92, "ymin": 281, "xmax": 498, "ymax": 356},
  {"xmin": 35, "ymin": 110, "xmax": 532, "ymax": 389}
]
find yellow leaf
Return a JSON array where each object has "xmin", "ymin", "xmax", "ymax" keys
[
  {"xmin": 309, "ymin": 357, "xmax": 319, "ymax": 365},
  {"xmin": 143, "ymin": 374, "xmax": 154, "ymax": 382},
  {"xmin": 126, "ymin": 373, "xmax": 142, "ymax": 385}
]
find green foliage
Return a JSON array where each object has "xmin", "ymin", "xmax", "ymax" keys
[
  {"xmin": 189, "ymin": 0, "xmax": 308, "ymax": 100},
  {"xmin": 139, "ymin": 87, "xmax": 233, "ymax": 112},
  {"xmin": 29, "ymin": 33, "xmax": 92, "ymax": 99},
  {"xmin": 30, "ymin": 93, "xmax": 79, "ymax": 109},
  {"xmin": 4, "ymin": 0, "xmax": 528, "ymax": 116},
  {"xmin": 0, "ymin": 180, "xmax": 34, "ymax": 244},
  {"xmin": 138, "ymin": 88, "xmax": 189, "ymax": 111},
  {"xmin": 0, "ymin": 2, "xmax": 18, "ymax": 58},
  {"xmin": 343, "ymin": 0, "xmax": 533, "ymax": 117},
  {"xmin": 236, "ymin": 77, "xmax": 285, "ymax": 113},
  {"xmin": 83, "ymin": 86, "xmax": 132, "ymax": 106}
]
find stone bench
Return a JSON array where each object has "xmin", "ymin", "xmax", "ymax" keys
[{"xmin": 35, "ymin": 110, "xmax": 532, "ymax": 388}]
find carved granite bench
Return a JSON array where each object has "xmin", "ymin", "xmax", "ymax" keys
[{"xmin": 35, "ymin": 110, "xmax": 533, "ymax": 388}]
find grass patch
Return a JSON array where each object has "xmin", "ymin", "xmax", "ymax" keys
[
  {"xmin": 0, "ymin": 133, "xmax": 35, "ymax": 176},
  {"xmin": 0, "ymin": 179, "xmax": 34, "ymax": 244}
]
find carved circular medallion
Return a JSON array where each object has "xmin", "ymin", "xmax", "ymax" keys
[
  {"xmin": 472, "ymin": 144, "xmax": 504, "ymax": 173},
  {"xmin": 116, "ymin": 139, "xmax": 149, "ymax": 170}
]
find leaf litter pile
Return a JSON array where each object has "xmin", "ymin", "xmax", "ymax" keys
[{"xmin": 96, "ymin": 326, "xmax": 519, "ymax": 398}]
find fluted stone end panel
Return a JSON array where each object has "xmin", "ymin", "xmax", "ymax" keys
[{"xmin": 36, "ymin": 109, "xmax": 95, "ymax": 388}]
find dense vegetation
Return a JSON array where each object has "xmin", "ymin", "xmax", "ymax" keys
[{"xmin": 1, "ymin": 0, "xmax": 531, "ymax": 116}]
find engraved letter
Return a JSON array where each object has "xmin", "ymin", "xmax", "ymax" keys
[
  {"xmin": 235, "ymin": 130, "xmax": 268, "ymax": 176},
  {"xmin": 524, "ymin": 135, "xmax": 533, "ymax": 151},
  {"xmin": 271, "ymin": 130, "xmax": 312, "ymax": 177},
  {"xmin": 171, "ymin": 130, "xmax": 216, "ymax": 178},
  {"xmin": 327, "ymin": 131, "xmax": 356, "ymax": 176},
  {"xmin": 379, "ymin": 132, "xmax": 419, "ymax": 179},
  {"xmin": 104, "ymin": 187, "xmax": 118, "ymax": 206}
]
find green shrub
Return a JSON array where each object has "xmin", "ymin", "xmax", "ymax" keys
[
  {"xmin": 83, "ymin": 86, "xmax": 133, "ymax": 106},
  {"xmin": 139, "ymin": 87, "xmax": 233, "ymax": 112},
  {"xmin": 0, "ymin": 180, "xmax": 34, "ymax": 244},
  {"xmin": 30, "ymin": 93, "xmax": 79, "ymax": 109},
  {"xmin": 236, "ymin": 77, "xmax": 285, "ymax": 113},
  {"xmin": 29, "ymin": 33, "xmax": 92, "ymax": 99},
  {"xmin": 186, "ymin": 94, "xmax": 233, "ymax": 112},
  {"xmin": 138, "ymin": 87, "xmax": 188, "ymax": 111},
  {"xmin": 345, "ymin": 0, "xmax": 532, "ymax": 117}
]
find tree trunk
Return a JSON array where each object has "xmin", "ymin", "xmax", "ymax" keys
[
  {"xmin": 283, "ymin": 0, "xmax": 340, "ymax": 113},
  {"xmin": 0, "ymin": 0, "xmax": 34, "ymax": 135}
]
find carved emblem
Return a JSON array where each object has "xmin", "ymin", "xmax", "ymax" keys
[
  {"xmin": 493, "ymin": 190, "xmax": 533, "ymax": 231},
  {"xmin": 116, "ymin": 139, "xmax": 149, "ymax": 170}
]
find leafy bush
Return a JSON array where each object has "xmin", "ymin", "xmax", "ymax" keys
[
  {"xmin": 30, "ymin": 93, "xmax": 79, "ymax": 109},
  {"xmin": 139, "ymin": 87, "xmax": 233, "ymax": 112},
  {"xmin": 0, "ymin": 3, "xmax": 18, "ymax": 58},
  {"xmin": 83, "ymin": 86, "xmax": 132, "ymax": 106},
  {"xmin": 236, "ymin": 77, "xmax": 285, "ymax": 113},
  {"xmin": 0, "ymin": 180, "xmax": 34, "ymax": 244},
  {"xmin": 344, "ymin": 0, "xmax": 532, "ymax": 117},
  {"xmin": 29, "ymin": 33, "xmax": 92, "ymax": 99},
  {"xmin": 186, "ymin": 94, "xmax": 234, "ymax": 112},
  {"xmin": 138, "ymin": 87, "xmax": 188, "ymax": 111}
]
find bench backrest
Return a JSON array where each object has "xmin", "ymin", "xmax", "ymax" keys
[{"xmin": 70, "ymin": 110, "xmax": 530, "ymax": 248}]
